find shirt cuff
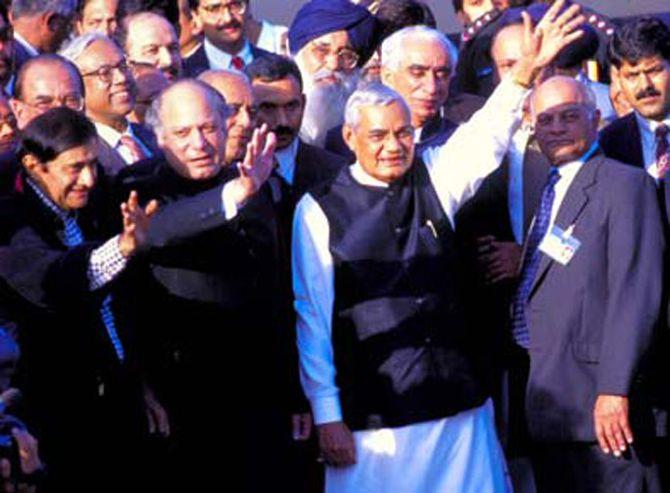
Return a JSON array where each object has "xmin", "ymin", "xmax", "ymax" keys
[
  {"xmin": 88, "ymin": 235, "xmax": 129, "ymax": 290},
  {"xmin": 311, "ymin": 395, "xmax": 343, "ymax": 425},
  {"xmin": 221, "ymin": 181, "xmax": 240, "ymax": 220}
]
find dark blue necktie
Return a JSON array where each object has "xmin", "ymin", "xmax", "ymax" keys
[
  {"xmin": 63, "ymin": 216, "xmax": 126, "ymax": 362},
  {"xmin": 510, "ymin": 167, "xmax": 561, "ymax": 349}
]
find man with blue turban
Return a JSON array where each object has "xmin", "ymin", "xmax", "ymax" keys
[{"xmin": 288, "ymin": 0, "xmax": 379, "ymax": 147}]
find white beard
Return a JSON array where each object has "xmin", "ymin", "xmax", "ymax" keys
[{"xmin": 298, "ymin": 67, "xmax": 360, "ymax": 148}]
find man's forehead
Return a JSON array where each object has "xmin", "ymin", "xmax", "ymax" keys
[
  {"xmin": 130, "ymin": 17, "xmax": 176, "ymax": 42},
  {"xmin": 25, "ymin": 66, "xmax": 81, "ymax": 96},
  {"xmin": 358, "ymin": 101, "xmax": 410, "ymax": 128},
  {"xmin": 620, "ymin": 55, "xmax": 669, "ymax": 72},
  {"xmin": 401, "ymin": 40, "xmax": 451, "ymax": 67},
  {"xmin": 253, "ymin": 77, "xmax": 301, "ymax": 101},
  {"xmin": 311, "ymin": 30, "xmax": 351, "ymax": 48},
  {"xmin": 79, "ymin": 40, "xmax": 124, "ymax": 67}
]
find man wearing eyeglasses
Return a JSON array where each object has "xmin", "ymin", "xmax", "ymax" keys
[
  {"xmin": 61, "ymin": 33, "xmax": 160, "ymax": 175},
  {"xmin": 288, "ymin": 0, "xmax": 379, "ymax": 147},
  {"xmin": 184, "ymin": 0, "xmax": 270, "ymax": 77}
]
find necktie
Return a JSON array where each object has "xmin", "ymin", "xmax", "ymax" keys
[
  {"xmin": 62, "ymin": 216, "xmax": 126, "ymax": 362},
  {"xmin": 231, "ymin": 56, "xmax": 245, "ymax": 71},
  {"xmin": 118, "ymin": 134, "xmax": 149, "ymax": 164},
  {"xmin": 510, "ymin": 167, "xmax": 561, "ymax": 349},
  {"xmin": 656, "ymin": 124, "xmax": 670, "ymax": 178}
]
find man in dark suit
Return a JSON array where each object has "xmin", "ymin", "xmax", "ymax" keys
[
  {"xmin": 61, "ymin": 34, "xmax": 159, "ymax": 175},
  {"xmin": 245, "ymin": 49, "xmax": 346, "ymax": 493},
  {"xmin": 600, "ymin": 17, "xmax": 670, "ymax": 177},
  {"xmin": 326, "ymin": 25, "xmax": 464, "ymax": 162},
  {"xmin": 511, "ymin": 75, "xmax": 664, "ymax": 492},
  {"xmin": 116, "ymin": 79, "xmax": 294, "ymax": 492},
  {"xmin": 0, "ymin": 107, "xmax": 158, "ymax": 491},
  {"xmin": 184, "ymin": 0, "xmax": 269, "ymax": 77},
  {"xmin": 9, "ymin": 0, "xmax": 76, "ymax": 72}
]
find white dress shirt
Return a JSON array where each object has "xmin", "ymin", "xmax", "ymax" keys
[
  {"xmin": 203, "ymin": 38, "xmax": 253, "ymax": 71},
  {"xmin": 13, "ymin": 32, "xmax": 39, "ymax": 57},
  {"xmin": 635, "ymin": 112, "xmax": 670, "ymax": 179},
  {"xmin": 274, "ymin": 137, "xmax": 299, "ymax": 185},
  {"xmin": 94, "ymin": 121, "xmax": 152, "ymax": 165},
  {"xmin": 292, "ymin": 77, "xmax": 528, "ymax": 425}
]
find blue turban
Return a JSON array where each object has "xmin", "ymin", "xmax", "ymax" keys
[{"xmin": 288, "ymin": 0, "xmax": 379, "ymax": 66}]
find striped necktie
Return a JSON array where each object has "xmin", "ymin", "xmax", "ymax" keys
[
  {"xmin": 656, "ymin": 124, "xmax": 670, "ymax": 178},
  {"xmin": 62, "ymin": 215, "xmax": 126, "ymax": 362},
  {"xmin": 510, "ymin": 167, "xmax": 561, "ymax": 349}
]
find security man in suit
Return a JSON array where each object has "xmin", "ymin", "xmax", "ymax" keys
[{"xmin": 511, "ymin": 75, "xmax": 665, "ymax": 492}]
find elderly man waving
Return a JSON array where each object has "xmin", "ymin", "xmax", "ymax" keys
[{"xmin": 292, "ymin": 2, "xmax": 584, "ymax": 492}]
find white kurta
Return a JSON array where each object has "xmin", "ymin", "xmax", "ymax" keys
[{"xmin": 292, "ymin": 78, "xmax": 528, "ymax": 493}]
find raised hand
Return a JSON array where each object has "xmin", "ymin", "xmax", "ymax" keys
[
  {"xmin": 229, "ymin": 123, "xmax": 277, "ymax": 207},
  {"xmin": 513, "ymin": 0, "xmax": 586, "ymax": 87},
  {"xmin": 118, "ymin": 191, "xmax": 159, "ymax": 257}
]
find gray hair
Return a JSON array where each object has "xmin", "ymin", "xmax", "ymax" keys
[
  {"xmin": 59, "ymin": 32, "xmax": 114, "ymax": 64},
  {"xmin": 344, "ymin": 82, "xmax": 409, "ymax": 129},
  {"xmin": 11, "ymin": 0, "xmax": 77, "ymax": 19},
  {"xmin": 145, "ymin": 79, "xmax": 231, "ymax": 137},
  {"xmin": 381, "ymin": 25, "xmax": 459, "ymax": 74}
]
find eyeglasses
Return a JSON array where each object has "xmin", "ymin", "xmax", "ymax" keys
[
  {"xmin": 22, "ymin": 95, "xmax": 84, "ymax": 112},
  {"xmin": 199, "ymin": 0, "xmax": 247, "ymax": 17},
  {"xmin": 309, "ymin": 43, "xmax": 359, "ymax": 70},
  {"xmin": 80, "ymin": 60, "xmax": 131, "ymax": 85}
]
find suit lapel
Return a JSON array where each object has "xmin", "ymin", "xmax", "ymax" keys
[
  {"xmin": 96, "ymin": 137, "xmax": 126, "ymax": 176},
  {"xmin": 629, "ymin": 115, "xmax": 645, "ymax": 169},
  {"xmin": 531, "ymin": 155, "xmax": 600, "ymax": 292}
]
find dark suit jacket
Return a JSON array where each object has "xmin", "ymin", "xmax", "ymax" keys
[
  {"xmin": 0, "ymin": 175, "xmax": 146, "ymax": 484},
  {"xmin": 522, "ymin": 154, "xmax": 663, "ymax": 442},
  {"xmin": 12, "ymin": 38, "xmax": 35, "ymax": 75},
  {"xmin": 291, "ymin": 140, "xmax": 346, "ymax": 201},
  {"xmin": 599, "ymin": 112, "xmax": 644, "ymax": 169},
  {"xmin": 182, "ymin": 42, "xmax": 272, "ymax": 78}
]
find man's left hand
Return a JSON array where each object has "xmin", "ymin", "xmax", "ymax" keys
[
  {"xmin": 476, "ymin": 236, "xmax": 522, "ymax": 284},
  {"xmin": 594, "ymin": 394, "xmax": 633, "ymax": 456}
]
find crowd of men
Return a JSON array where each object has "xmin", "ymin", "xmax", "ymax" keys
[{"xmin": 0, "ymin": 0, "xmax": 666, "ymax": 491}]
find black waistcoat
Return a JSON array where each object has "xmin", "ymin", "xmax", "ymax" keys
[{"xmin": 312, "ymin": 161, "xmax": 488, "ymax": 431}]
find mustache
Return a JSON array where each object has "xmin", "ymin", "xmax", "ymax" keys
[
  {"xmin": 636, "ymin": 86, "xmax": 661, "ymax": 100},
  {"xmin": 312, "ymin": 69, "xmax": 347, "ymax": 84},
  {"xmin": 218, "ymin": 20, "xmax": 242, "ymax": 30},
  {"xmin": 274, "ymin": 126, "xmax": 296, "ymax": 138}
]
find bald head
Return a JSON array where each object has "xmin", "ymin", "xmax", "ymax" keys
[
  {"xmin": 12, "ymin": 55, "xmax": 84, "ymax": 128},
  {"xmin": 122, "ymin": 12, "xmax": 182, "ymax": 81},
  {"xmin": 199, "ymin": 70, "xmax": 256, "ymax": 165},
  {"xmin": 532, "ymin": 76, "xmax": 599, "ymax": 165}
]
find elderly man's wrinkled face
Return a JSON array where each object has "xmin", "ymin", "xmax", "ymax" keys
[
  {"xmin": 343, "ymin": 100, "xmax": 415, "ymax": 183},
  {"xmin": 194, "ymin": 0, "xmax": 248, "ymax": 52},
  {"xmin": 24, "ymin": 139, "xmax": 99, "ymax": 210},
  {"xmin": 253, "ymin": 75, "xmax": 305, "ymax": 150},
  {"xmin": 11, "ymin": 62, "xmax": 84, "ymax": 128},
  {"xmin": 382, "ymin": 37, "xmax": 451, "ymax": 128},
  {"xmin": 0, "ymin": 97, "xmax": 18, "ymax": 154},
  {"xmin": 491, "ymin": 24, "xmax": 524, "ymax": 84},
  {"xmin": 296, "ymin": 31, "xmax": 359, "ymax": 86},
  {"xmin": 533, "ymin": 77, "xmax": 600, "ymax": 165},
  {"xmin": 77, "ymin": 39, "xmax": 135, "ymax": 127},
  {"xmin": 614, "ymin": 55, "xmax": 670, "ymax": 122},
  {"xmin": 126, "ymin": 15, "xmax": 182, "ymax": 81},
  {"xmin": 202, "ymin": 73, "xmax": 256, "ymax": 164},
  {"xmin": 76, "ymin": 0, "xmax": 118, "ymax": 37},
  {"xmin": 158, "ymin": 85, "xmax": 227, "ymax": 180}
]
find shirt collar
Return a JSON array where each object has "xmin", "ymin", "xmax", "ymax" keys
[
  {"xmin": 634, "ymin": 111, "xmax": 670, "ymax": 137},
  {"xmin": 274, "ymin": 137, "xmax": 299, "ymax": 185},
  {"xmin": 350, "ymin": 162, "xmax": 390, "ymax": 188},
  {"xmin": 555, "ymin": 141, "xmax": 599, "ymax": 179},
  {"xmin": 25, "ymin": 176, "xmax": 69, "ymax": 222},
  {"xmin": 13, "ymin": 32, "xmax": 39, "ymax": 57},
  {"xmin": 95, "ymin": 120, "xmax": 132, "ymax": 148},
  {"xmin": 203, "ymin": 38, "xmax": 252, "ymax": 71}
]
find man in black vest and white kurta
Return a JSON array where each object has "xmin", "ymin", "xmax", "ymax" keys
[{"xmin": 291, "ymin": 2, "xmax": 585, "ymax": 491}]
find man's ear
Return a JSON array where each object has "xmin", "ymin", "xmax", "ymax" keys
[
  {"xmin": 380, "ymin": 66, "xmax": 393, "ymax": 87},
  {"xmin": 342, "ymin": 124, "xmax": 356, "ymax": 153},
  {"xmin": 22, "ymin": 154, "xmax": 43, "ymax": 175},
  {"xmin": 10, "ymin": 99, "xmax": 28, "ymax": 130}
]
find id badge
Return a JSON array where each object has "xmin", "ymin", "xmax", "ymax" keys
[{"xmin": 538, "ymin": 224, "xmax": 581, "ymax": 266}]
